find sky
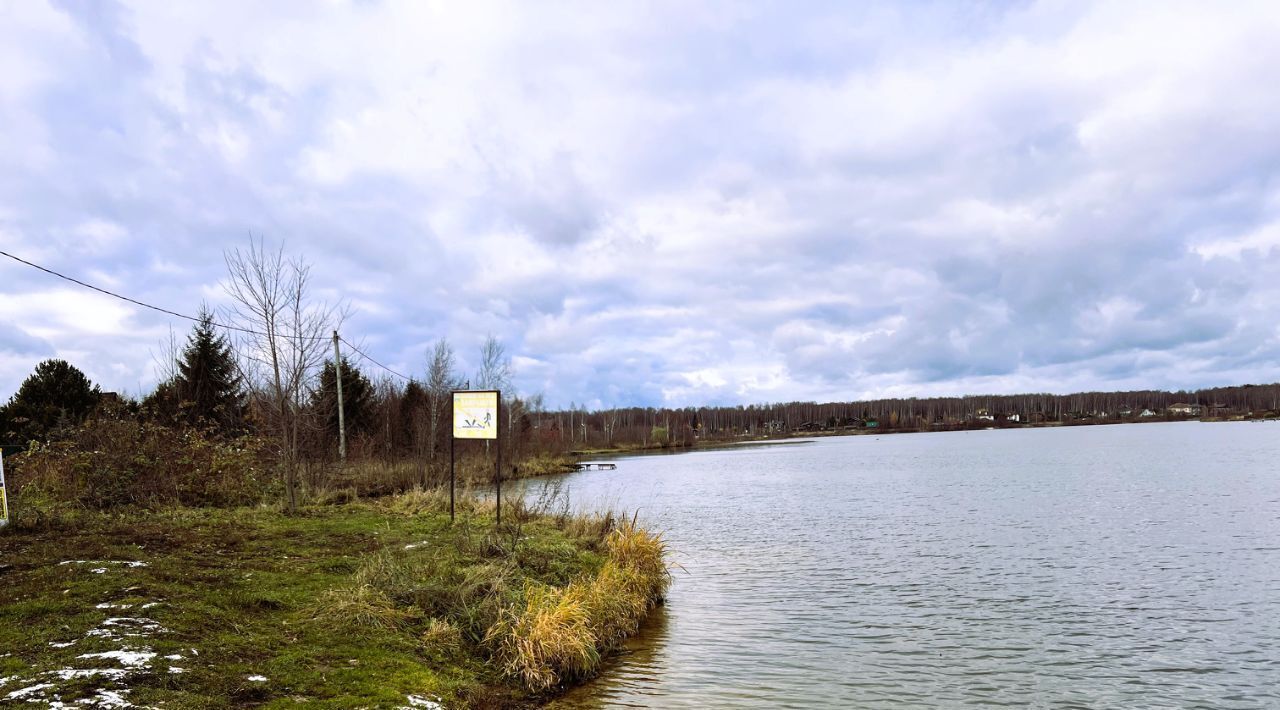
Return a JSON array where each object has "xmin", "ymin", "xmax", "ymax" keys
[{"xmin": 2, "ymin": 0, "xmax": 1280, "ymax": 410}]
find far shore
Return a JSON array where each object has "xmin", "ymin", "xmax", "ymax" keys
[{"xmin": 565, "ymin": 414, "xmax": 1272, "ymax": 461}]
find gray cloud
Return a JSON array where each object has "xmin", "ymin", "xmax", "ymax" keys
[{"xmin": 2, "ymin": 0, "xmax": 1280, "ymax": 408}]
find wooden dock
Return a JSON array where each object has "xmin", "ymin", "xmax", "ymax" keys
[{"xmin": 571, "ymin": 462, "xmax": 618, "ymax": 471}]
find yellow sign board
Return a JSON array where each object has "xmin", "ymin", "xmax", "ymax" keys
[
  {"xmin": 0, "ymin": 451, "xmax": 8, "ymax": 527},
  {"xmin": 453, "ymin": 391, "xmax": 498, "ymax": 440}
]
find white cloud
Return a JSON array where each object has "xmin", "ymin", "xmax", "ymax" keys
[{"xmin": 2, "ymin": 0, "xmax": 1280, "ymax": 405}]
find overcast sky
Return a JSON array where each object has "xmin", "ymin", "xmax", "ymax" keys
[{"xmin": 2, "ymin": 1, "xmax": 1279, "ymax": 409}]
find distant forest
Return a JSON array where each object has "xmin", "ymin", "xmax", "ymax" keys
[{"xmin": 535, "ymin": 383, "xmax": 1280, "ymax": 451}]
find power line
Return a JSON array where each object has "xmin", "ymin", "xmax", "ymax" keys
[
  {"xmin": 1, "ymin": 248, "xmax": 413, "ymax": 380},
  {"xmin": 2, "ymin": 248, "xmax": 244, "ymax": 329},
  {"xmin": 339, "ymin": 335, "xmax": 413, "ymax": 381},
  {"xmin": 0, "ymin": 248, "xmax": 325, "ymax": 342}
]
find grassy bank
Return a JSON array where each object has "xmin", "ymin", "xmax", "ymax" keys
[{"xmin": 0, "ymin": 492, "xmax": 668, "ymax": 708}]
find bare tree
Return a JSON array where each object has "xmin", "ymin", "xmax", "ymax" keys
[
  {"xmin": 223, "ymin": 237, "xmax": 346, "ymax": 511},
  {"xmin": 475, "ymin": 335, "xmax": 515, "ymax": 461},
  {"xmin": 149, "ymin": 325, "xmax": 181, "ymax": 384},
  {"xmin": 425, "ymin": 338, "xmax": 459, "ymax": 466},
  {"xmin": 475, "ymin": 334, "xmax": 513, "ymax": 392}
]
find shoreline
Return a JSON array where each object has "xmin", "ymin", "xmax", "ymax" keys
[{"xmin": 0, "ymin": 494, "xmax": 668, "ymax": 708}]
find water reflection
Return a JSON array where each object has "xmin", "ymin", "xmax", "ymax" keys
[
  {"xmin": 549, "ymin": 605, "xmax": 673, "ymax": 709},
  {"xmin": 533, "ymin": 422, "xmax": 1280, "ymax": 708}
]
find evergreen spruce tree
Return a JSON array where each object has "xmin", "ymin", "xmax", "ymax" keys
[
  {"xmin": 172, "ymin": 307, "xmax": 245, "ymax": 432},
  {"xmin": 0, "ymin": 359, "xmax": 101, "ymax": 443},
  {"xmin": 400, "ymin": 379, "xmax": 428, "ymax": 454},
  {"xmin": 314, "ymin": 356, "xmax": 373, "ymax": 441}
]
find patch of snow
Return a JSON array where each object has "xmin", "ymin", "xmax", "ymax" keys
[
  {"xmin": 86, "ymin": 618, "xmax": 167, "ymax": 639},
  {"xmin": 404, "ymin": 541, "xmax": 430, "ymax": 550},
  {"xmin": 90, "ymin": 568, "xmax": 108, "ymax": 574},
  {"xmin": 77, "ymin": 650, "xmax": 156, "ymax": 668},
  {"xmin": 48, "ymin": 668, "xmax": 130, "ymax": 681},
  {"xmin": 167, "ymin": 667, "xmax": 185, "ymax": 674},
  {"xmin": 405, "ymin": 695, "xmax": 443, "ymax": 709},
  {"xmin": 58, "ymin": 560, "xmax": 148, "ymax": 568},
  {"xmin": 6, "ymin": 682, "xmax": 55, "ymax": 700},
  {"xmin": 246, "ymin": 675, "xmax": 268, "ymax": 682},
  {"xmin": 85, "ymin": 689, "xmax": 135, "ymax": 708},
  {"xmin": 139, "ymin": 602, "xmax": 161, "ymax": 610},
  {"xmin": 163, "ymin": 654, "xmax": 182, "ymax": 661},
  {"xmin": 96, "ymin": 603, "xmax": 133, "ymax": 610},
  {"xmin": 49, "ymin": 641, "xmax": 77, "ymax": 648}
]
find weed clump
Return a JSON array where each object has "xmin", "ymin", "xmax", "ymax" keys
[
  {"xmin": 310, "ymin": 583, "xmax": 416, "ymax": 631},
  {"xmin": 421, "ymin": 618, "xmax": 464, "ymax": 654},
  {"xmin": 486, "ymin": 521, "xmax": 670, "ymax": 691}
]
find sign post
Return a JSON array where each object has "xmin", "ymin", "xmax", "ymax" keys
[
  {"xmin": 0, "ymin": 450, "xmax": 9, "ymax": 528},
  {"xmin": 451, "ymin": 390, "xmax": 500, "ymax": 524}
]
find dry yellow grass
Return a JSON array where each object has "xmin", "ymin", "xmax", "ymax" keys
[
  {"xmin": 309, "ymin": 583, "xmax": 416, "ymax": 631},
  {"xmin": 606, "ymin": 521, "xmax": 670, "ymax": 600},
  {"xmin": 486, "ymin": 582, "xmax": 600, "ymax": 690},
  {"xmin": 486, "ymin": 519, "xmax": 671, "ymax": 691}
]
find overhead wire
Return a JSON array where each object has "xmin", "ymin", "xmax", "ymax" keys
[
  {"xmin": 339, "ymin": 335, "xmax": 413, "ymax": 382},
  {"xmin": 1, "ymin": 248, "xmax": 412, "ymax": 381}
]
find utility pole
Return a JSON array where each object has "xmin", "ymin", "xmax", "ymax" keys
[{"xmin": 333, "ymin": 330, "xmax": 346, "ymax": 462}]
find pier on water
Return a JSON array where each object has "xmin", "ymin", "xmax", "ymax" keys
[{"xmin": 571, "ymin": 462, "xmax": 618, "ymax": 472}]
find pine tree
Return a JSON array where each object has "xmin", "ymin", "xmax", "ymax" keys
[
  {"xmin": 314, "ymin": 356, "xmax": 373, "ymax": 441},
  {"xmin": 0, "ymin": 359, "xmax": 101, "ymax": 443},
  {"xmin": 173, "ymin": 307, "xmax": 245, "ymax": 432}
]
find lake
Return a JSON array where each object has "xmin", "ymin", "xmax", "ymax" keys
[{"xmin": 530, "ymin": 421, "xmax": 1280, "ymax": 708}]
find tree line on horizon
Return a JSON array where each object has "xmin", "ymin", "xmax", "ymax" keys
[
  {"xmin": 535, "ymin": 382, "xmax": 1280, "ymax": 449},
  {"xmin": 9, "ymin": 340, "xmax": 1274, "ymax": 460},
  {"xmin": 3, "ymin": 238, "xmax": 1278, "ymax": 497}
]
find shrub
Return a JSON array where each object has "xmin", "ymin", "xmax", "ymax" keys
[
  {"xmin": 10, "ymin": 415, "xmax": 274, "ymax": 510},
  {"xmin": 3, "ymin": 482, "xmax": 75, "ymax": 531}
]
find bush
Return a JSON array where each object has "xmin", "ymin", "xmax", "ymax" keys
[
  {"xmin": 3, "ymin": 482, "xmax": 75, "ymax": 531},
  {"xmin": 9, "ymin": 415, "xmax": 274, "ymax": 510}
]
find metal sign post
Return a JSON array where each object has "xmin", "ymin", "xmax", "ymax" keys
[
  {"xmin": 450, "ymin": 390, "xmax": 500, "ymax": 525},
  {"xmin": 0, "ymin": 450, "xmax": 9, "ymax": 528}
]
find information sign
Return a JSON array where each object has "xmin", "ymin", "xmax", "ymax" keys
[{"xmin": 453, "ymin": 391, "xmax": 499, "ymax": 440}]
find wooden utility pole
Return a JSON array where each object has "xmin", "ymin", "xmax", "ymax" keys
[{"xmin": 333, "ymin": 330, "xmax": 346, "ymax": 462}]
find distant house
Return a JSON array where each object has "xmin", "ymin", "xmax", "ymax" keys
[
  {"xmin": 1004, "ymin": 413, "xmax": 1021, "ymax": 423},
  {"xmin": 1168, "ymin": 403, "xmax": 1201, "ymax": 416},
  {"xmin": 1139, "ymin": 409, "xmax": 1157, "ymax": 417},
  {"xmin": 975, "ymin": 408, "xmax": 995, "ymax": 422}
]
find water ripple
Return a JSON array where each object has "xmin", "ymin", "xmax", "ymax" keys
[{"xmin": 546, "ymin": 423, "xmax": 1280, "ymax": 708}]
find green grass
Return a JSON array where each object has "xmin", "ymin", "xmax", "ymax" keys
[{"xmin": 0, "ymin": 494, "xmax": 646, "ymax": 708}]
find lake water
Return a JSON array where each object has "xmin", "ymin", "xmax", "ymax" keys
[{"xmin": 532, "ymin": 421, "xmax": 1280, "ymax": 708}]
